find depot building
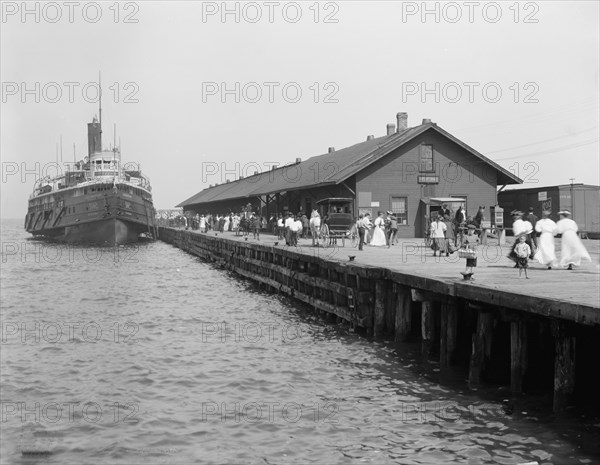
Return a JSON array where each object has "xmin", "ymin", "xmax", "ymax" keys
[{"xmin": 178, "ymin": 112, "xmax": 522, "ymax": 238}]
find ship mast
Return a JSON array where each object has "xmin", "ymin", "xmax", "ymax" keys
[{"xmin": 98, "ymin": 71, "xmax": 102, "ymax": 151}]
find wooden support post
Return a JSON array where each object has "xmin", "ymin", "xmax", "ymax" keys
[
  {"xmin": 468, "ymin": 311, "xmax": 494, "ymax": 386},
  {"xmin": 440, "ymin": 300, "xmax": 458, "ymax": 369},
  {"xmin": 510, "ymin": 320, "xmax": 528, "ymax": 393},
  {"xmin": 394, "ymin": 285, "xmax": 412, "ymax": 343},
  {"xmin": 374, "ymin": 280, "xmax": 387, "ymax": 337},
  {"xmin": 421, "ymin": 301, "xmax": 436, "ymax": 359},
  {"xmin": 552, "ymin": 320, "xmax": 576, "ymax": 413}
]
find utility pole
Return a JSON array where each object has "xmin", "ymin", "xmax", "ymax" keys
[{"xmin": 569, "ymin": 178, "xmax": 575, "ymax": 218}]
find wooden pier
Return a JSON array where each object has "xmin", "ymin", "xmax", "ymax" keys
[{"xmin": 158, "ymin": 227, "xmax": 600, "ymax": 414}]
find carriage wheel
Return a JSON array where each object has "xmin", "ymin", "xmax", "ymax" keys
[
  {"xmin": 320, "ymin": 225, "xmax": 330, "ymax": 248},
  {"xmin": 351, "ymin": 234, "xmax": 358, "ymax": 248}
]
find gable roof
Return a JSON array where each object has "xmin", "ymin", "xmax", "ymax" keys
[{"xmin": 178, "ymin": 121, "xmax": 522, "ymax": 208}]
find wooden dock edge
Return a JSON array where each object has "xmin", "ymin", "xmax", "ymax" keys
[{"xmin": 158, "ymin": 227, "xmax": 600, "ymax": 414}]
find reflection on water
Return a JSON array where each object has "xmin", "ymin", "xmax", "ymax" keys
[{"xmin": 1, "ymin": 220, "xmax": 598, "ymax": 464}]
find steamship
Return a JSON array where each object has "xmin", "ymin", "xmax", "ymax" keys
[{"xmin": 24, "ymin": 115, "xmax": 157, "ymax": 245}]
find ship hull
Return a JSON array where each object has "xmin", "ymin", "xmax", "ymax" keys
[
  {"xmin": 26, "ymin": 182, "xmax": 155, "ymax": 246},
  {"xmin": 33, "ymin": 217, "xmax": 146, "ymax": 245}
]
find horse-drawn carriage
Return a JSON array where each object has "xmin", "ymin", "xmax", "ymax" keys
[{"xmin": 313, "ymin": 197, "xmax": 354, "ymax": 247}]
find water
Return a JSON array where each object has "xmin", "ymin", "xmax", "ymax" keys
[{"xmin": 1, "ymin": 219, "xmax": 598, "ymax": 464}]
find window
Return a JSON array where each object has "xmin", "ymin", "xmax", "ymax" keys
[
  {"xmin": 419, "ymin": 144, "xmax": 434, "ymax": 172},
  {"xmin": 391, "ymin": 196, "xmax": 408, "ymax": 225}
]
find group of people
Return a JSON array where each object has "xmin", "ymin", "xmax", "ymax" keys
[
  {"xmin": 427, "ymin": 210, "xmax": 481, "ymax": 278},
  {"xmin": 276, "ymin": 212, "xmax": 307, "ymax": 246},
  {"xmin": 508, "ymin": 208, "xmax": 591, "ymax": 277},
  {"xmin": 355, "ymin": 211, "xmax": 399, "ymax": 251},
  {"xmin": 186, "ymin": 212, "xmax": 267, "ymax": 239},
  {"xmin": 428, "ymin": 204, "xmax": 485, "ymax": 258},
  {"xmin": 277, "ymin": 212, "xmax": 310, "ymax": 245}
]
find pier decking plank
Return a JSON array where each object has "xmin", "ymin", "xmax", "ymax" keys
[{"xmin": 167, "ymin": 229, "xmax": 600, "ymax": 324}]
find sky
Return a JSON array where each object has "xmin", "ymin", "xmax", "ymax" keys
[{"xmin": 1, "ymin": 0, "xmax": 599, "ymax": 219}]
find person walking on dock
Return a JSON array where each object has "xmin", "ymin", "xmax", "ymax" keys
[
  {"xmin": 356, "ymin": 213, "xmax": 371, "ymax": 251},
  {"xmin": 453, "ymin": 206, "xmax": 466, "ymax": 246},
  {"xmin": 514, "ymin": 235, "xmax": 531, "ymax": 279},
  {"xmin": 474, "ymin": 206, "xmax": 485, "ymax": 240},
  {"xmin": 223, "ymin": 214, "xmax": 230, "ymax": 232},
  {"xmin": 301, "ymin": 213, "xmax": 309, "ymax": 239},
  {"xmin": 533, "ymin": 210, "xmax": 557, "ymax": 269},
  {"xmin": 430, "ymin": 215, "xmax": 447, "ymax": 257},
  {"xmin": 523, "ymin": 206, "xmax": 538, "ymax": 232},
  {"xmin": 523, "ymin": 206, "xmax": 539, "ymax": 249},
  {"xmin": 460, "ymin": 224, "xmax": 479, "ymax": 279},
  {"xmin": 290, "ymin": 215, "xmax": 303, "ymax": 246},
  {"xmin": 443, "ymin": 214, "xmax": 455, "ymax": 256},
  {"xmin": 285, "ymin": 212, "xmax": 295, "ymax": 246},
  {"xmin": 556, "ymin": 210, "xmax": 591, "ymax": 270},
  {"xmin": 386, "ymin": 211, "xmax": 398, "ymax": 247},
  {"xmin": 232, "ymin": 213, "xmax": 240, "ymax": 235},
  {"xmin": 251, "ymin": 213, "xmax": 261, "ymax": 240}
]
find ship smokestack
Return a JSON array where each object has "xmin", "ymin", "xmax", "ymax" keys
[{"xmin": 87, "ymin": 116, "xmax": 101, "ymax": 155}]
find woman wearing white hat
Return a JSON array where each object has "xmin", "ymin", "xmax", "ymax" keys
[
  {"xmin": 556, "ymin": 210, "xmax": 591, "ymax": 270},
  {"xmin": 533, "ymin": 210, "xmax": 557, "ymax": 269}
]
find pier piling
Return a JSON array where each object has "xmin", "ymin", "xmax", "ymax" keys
[{"xmin": 158, "ymin": 227, "xmax": 600, "ymax": 414}]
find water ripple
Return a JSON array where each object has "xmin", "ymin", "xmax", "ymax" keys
[{"xmin": 1, "ymin": 220, "xmax": 598, "ymax": 464}]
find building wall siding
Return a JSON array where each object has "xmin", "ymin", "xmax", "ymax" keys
[
  {"xmin": 354, "ymin": 129, "xmax": 498, "ymax": 237},
  {"xmin": 498, "ymin": 185, "xmax": 599, "ymax": 233}
]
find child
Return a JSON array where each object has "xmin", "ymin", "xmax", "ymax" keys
[
  {"xmin": 514, "ymin": 235, "xmax": 531, "ymax": 278},
  {"xmin": 461, "ymin": 224, "xmax": 479, "ymax": 279}
]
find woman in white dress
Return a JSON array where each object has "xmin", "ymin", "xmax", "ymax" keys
[
  {"xmin": 556, "ymin": 210, "xmax": 591, "ymax": 270},
  {"xmin": 370, "ymin": 212, "xmax": 387, "ymax": 247},
  {"xmin": 232, "ymin": 214, "xmax": 240, "ymax": 235},
  {"xmin": 223, "ymin": 214, "xmax": 230, "ymax": 232},
  {"xmin": 533, "ymin": 210, "xmax": 557, "ymax": 269}
]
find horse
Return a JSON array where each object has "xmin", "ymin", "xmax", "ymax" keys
[
  {"xmin": 239, "ymin": 217, "xmax": 251, "ymax": 237},
  {"xmin": 309, "ymin": 215, "xmax": 321, "ymax": 246}
]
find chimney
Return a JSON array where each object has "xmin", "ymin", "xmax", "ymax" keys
[
  {"xmin": 396, "ymin": 112, "xmax": 408, "ymax": 132},
  {"xmin": 386, "ymin": 123, "xmax": 396, "ymax": 135},
  {"xmin": 366, "ymin": 135, "xmax": 374, "ymax": 141},
  {"xmin": 254, "ymin": 171, "xmax": 259, "ymax": 175},
  {"xmin": 239, "ymin": 176, "xmax": 244, "ymax": 179},
  {"xmin": 422, "ymin": 118, "xmax": 432, "ymax": 124},
  {"xmin": 328, "ymin": 147, "xmax": 335, "ymax": 153},
  {"xmin": 295, "ymin": 157, "xmax": 302, "ymax": 164},
  {"xmin": 226, "ymin": 179, "xmax": 230, "ymax": 183}
]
